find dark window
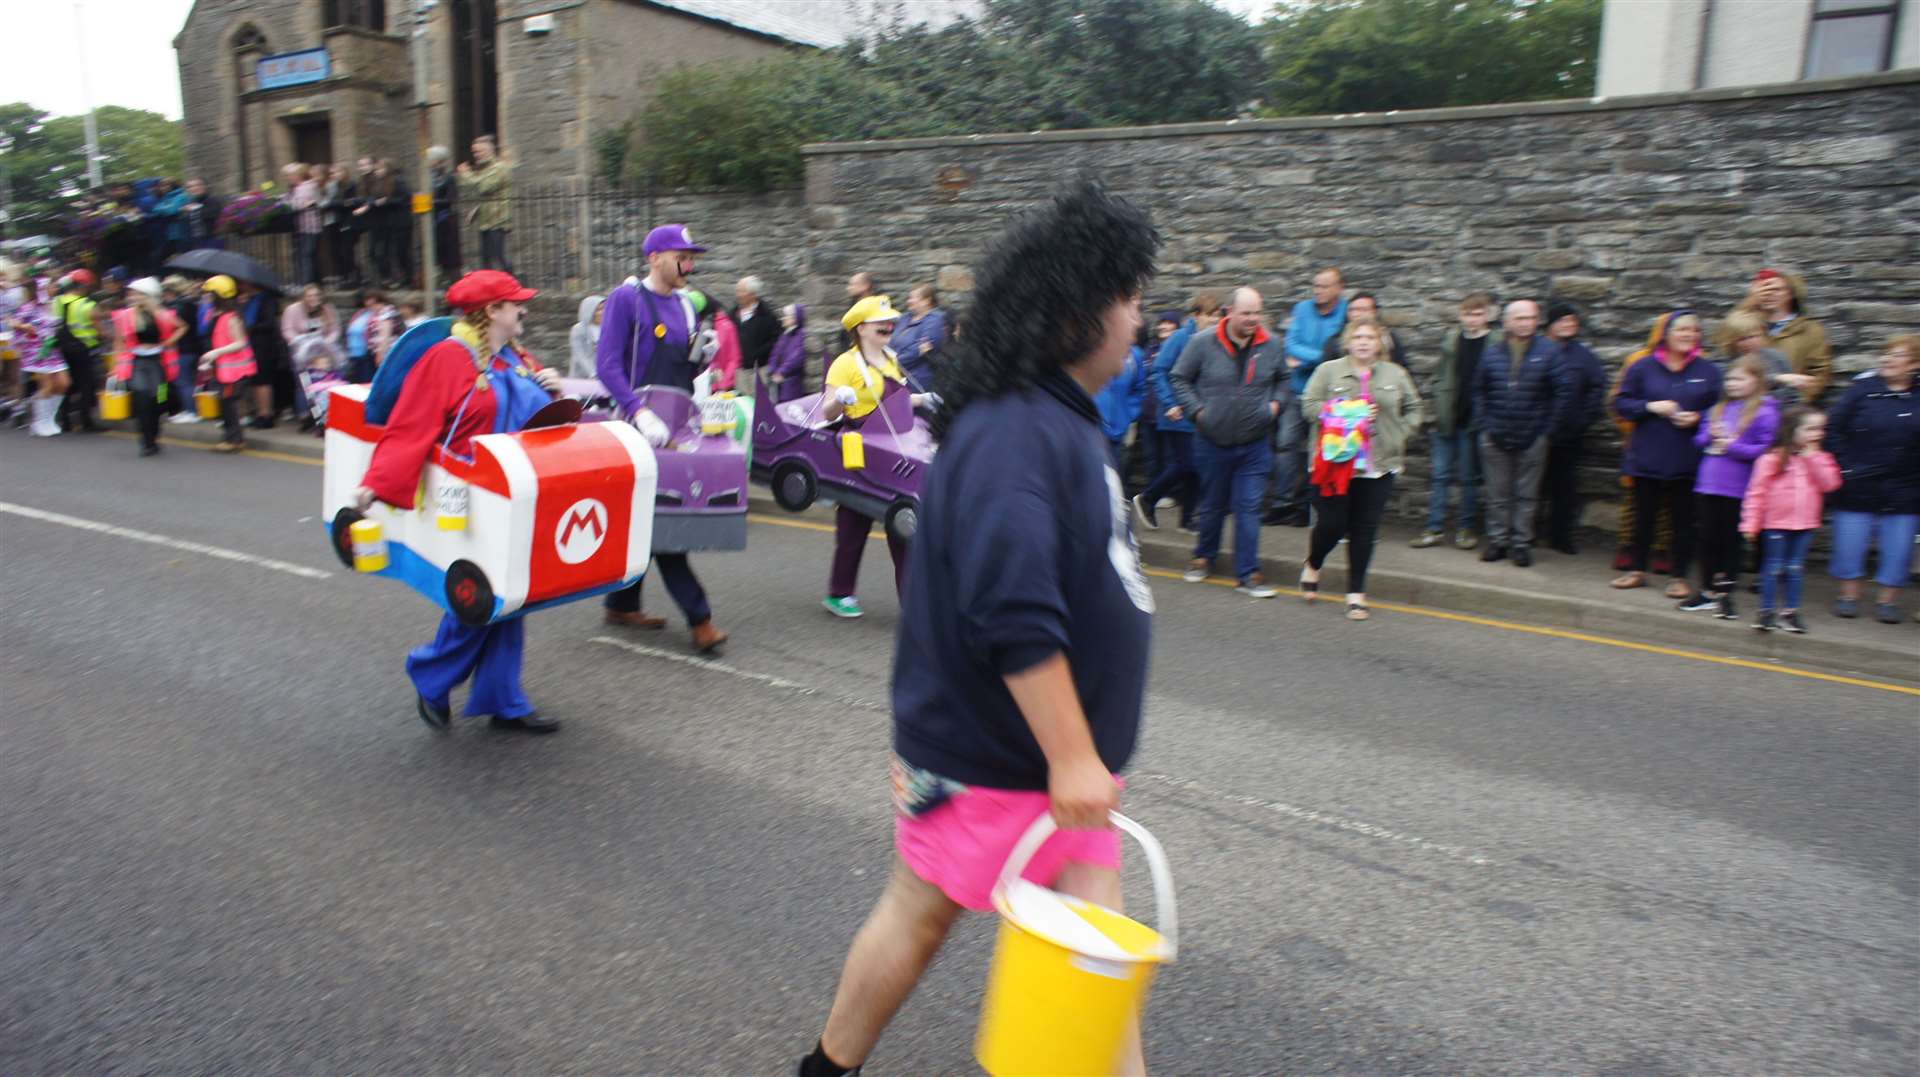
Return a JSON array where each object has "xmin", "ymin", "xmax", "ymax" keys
[
  {"xmin": 322, "ymin": 0, "xmax": 386, "ymax": 32},
  {"xmin": 1804, "ymin": 0, "xmax": 1901, "ymax": 78}
]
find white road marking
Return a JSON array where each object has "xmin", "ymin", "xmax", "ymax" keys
[
  {"xmin": 0, "ymin": 501, "xmax": 334, "ymax": 581},
  {"xmin": 591, "ymin": 635, "xmax": 1492, "ymax": 868}
]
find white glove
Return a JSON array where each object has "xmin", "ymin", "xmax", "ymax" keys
[
  {"xmin": 531, "ymin": 367, "xmax": 561, "ymax": 392},
  {"xmin": 911, "ymin": 392, "xmax": 941, "ymax": 409},
  {"xmin": 632, "ymin": 407, "xmax": 671, "ymax": 447},
  {"xmin": 835, "ymin": 385, "xmax": 859, "ymax": 406}
]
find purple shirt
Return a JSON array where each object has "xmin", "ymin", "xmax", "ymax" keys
[
  {"xmin": 595, "ymin": 281, "xmax": 697, "ymax": 417},
  {"xmin": 1692, "ymin": 396, "xmax": 1779, "ymax": 498}
]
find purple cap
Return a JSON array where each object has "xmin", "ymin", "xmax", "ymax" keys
[{"xmin": 643, "ymin": 224, "xmax": 709, "ymax": 256}]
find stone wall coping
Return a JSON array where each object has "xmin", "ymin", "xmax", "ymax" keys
[{"xmin": 800, "ymin": 70, "xmax": 1920, "ymax": 155}]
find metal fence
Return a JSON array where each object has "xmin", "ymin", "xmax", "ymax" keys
[{"xmin": 226, "ymin": 182, "xmax": 666, "ymax": 298}]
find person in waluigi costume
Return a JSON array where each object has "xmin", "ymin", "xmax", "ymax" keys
[{"xmin": 351, "ymin": 270, "xmax": 566, "ymax": 734}]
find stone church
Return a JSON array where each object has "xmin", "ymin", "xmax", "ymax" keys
[{"xmin": 171, "ymin": 0, "xmax": 944, "ymax": 193}]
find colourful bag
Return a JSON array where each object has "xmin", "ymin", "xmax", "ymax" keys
[{"xmin": 1318, "ymin": 397, "xmax": 1371, "ymax": 469}]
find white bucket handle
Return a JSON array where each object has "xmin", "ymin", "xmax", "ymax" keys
[{"xmin": 997, "ymin": 810, "xmax": 1178, "ymax": 961}]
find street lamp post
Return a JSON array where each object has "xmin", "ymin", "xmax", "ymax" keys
[
  {"xmin": 74, "ymin": 0, "xmax": 104, "ymax": 190},
  {"xmin": 412, "ymin": 0, "xmax": 438, "ymax": 311}
]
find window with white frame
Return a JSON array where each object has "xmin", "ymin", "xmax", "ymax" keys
[{"xmin": 1803, "ymin": 0, "xmax": 1902, "ymax": 78}]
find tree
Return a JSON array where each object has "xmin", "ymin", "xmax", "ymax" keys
[
  {"xmin": 0, "ymin": 103, "xmax": 184, "ymax": 234},
  {"xmin": 1261, "ymin": 0, "xmax": 1601, "ymax": 116}
]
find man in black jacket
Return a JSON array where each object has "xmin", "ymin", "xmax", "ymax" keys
[
  {"xmin": 732, "ymin": 275, "xmax": 779, "ymax": 386},
  {"xmin": 1539, "ymin": 302, "xmax": 1608, "ymax": 555},
  {"xmin": 1470, "ymin": 299, "xmax": 1566, "ymax": 567}
]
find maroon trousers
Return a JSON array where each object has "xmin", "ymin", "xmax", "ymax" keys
[{"xmin": 829, "ymin": 504, "xmax": 907, "ymax": 600}]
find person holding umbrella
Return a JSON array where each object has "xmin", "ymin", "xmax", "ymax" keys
[{"xmin": 350, "ymin": 270, "xmax": 565, "ymax": 733}]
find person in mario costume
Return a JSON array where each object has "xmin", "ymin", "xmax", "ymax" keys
[{"xmin": 352, "ymin": 270, "xmax": 567, "ymax": 734}]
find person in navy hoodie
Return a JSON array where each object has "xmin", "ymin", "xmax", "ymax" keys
[
  {"xmin": 1826, "ymin": 335, "xmax": 1920, "ymax": 624},
  {"xmin": 1132, "ymin": 295, "xmax": 1219, "ymax": 531},
  {"xmin": 798, "ymin": 183, "xmax": 1159, "ymax": 1077},
  {"xmin": 1611, "ymin": 310, "xmax": 1723, "ymax": 596}
]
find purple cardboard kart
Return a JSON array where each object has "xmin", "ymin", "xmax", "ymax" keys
[
  {"xmin": 750, "ymin": 368, "xmax": 934, "ymax": 542},
  {"xmin": 557, "ymin": 379, "xmax": 749, "ymax": 553}
]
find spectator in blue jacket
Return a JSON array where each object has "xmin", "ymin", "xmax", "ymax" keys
[
  {"xmin": 1610, "ymin": 310, "xmax": 1723, "ymax": 596},
  {"xmin": 1539, "ymin": 302, "xmax": 1609, "ymax": 555},
  {"xmin": 1471, "ymin": 299, "xmax": 1567, "ymax": 568},
  {"xmin": 891, "ymin": 284, "xmax": 948, "ymax": 391},
  {"xmin": 1133, "ymin": 295, "xmax": 1219, "ymax": 531},
  {"xmin": 1269, "ymin": 267, "xmax": 1347, "ymax": 526},
  {"xmin": 1826, "ymin": 335, "xmax": 1920, "ymax": 624}
]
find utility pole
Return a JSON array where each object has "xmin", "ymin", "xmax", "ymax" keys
[
  {"xmin": 412, "ymin": 0, "xmax": 439, "ymax": 311},
  {"xmin": 74, "ymin": 0, "xmax": 104, "ymax": 189}
]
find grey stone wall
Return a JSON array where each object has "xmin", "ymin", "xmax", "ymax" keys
[{"xmin": 798, "ymin": 72, "xmax": 1920, "ymax": 526}]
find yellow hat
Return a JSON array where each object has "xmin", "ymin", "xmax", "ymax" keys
[
  {"xmin": 203, "ymin": 274, "xmax": 238, "ymax": 299},
  {"xmin": 841, "ymin": 294, "xmax": 902, "ymax": 332}
]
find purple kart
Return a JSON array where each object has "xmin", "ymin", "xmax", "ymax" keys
[
  {"xmin": 558, "ymin": 379, "xmax": 749, "ymax": 553},
  {"xmin": 751, "ymin": 369, "xmax": 934, "ymax": 542}
]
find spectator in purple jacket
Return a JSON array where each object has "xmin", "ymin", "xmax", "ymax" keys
[
  {"xmin": 1678, "ymin": 355, "xmax": 1778, "ymax": 619},
  {"xmin": 766, "ymin": 303, "xmax": 810, "ymax": 403}
]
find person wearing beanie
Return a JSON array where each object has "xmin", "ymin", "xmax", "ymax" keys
[{"xmin": 1539, "ymin": 302, "xmax": 1608, "ymax": 554}]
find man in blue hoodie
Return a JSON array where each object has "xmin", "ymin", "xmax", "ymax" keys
[{"xmin": 1269, "ymin": 267, "xmax": 1347, "ymax": 526}]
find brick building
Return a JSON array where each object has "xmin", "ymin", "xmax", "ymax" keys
[{"xmin": 171, "ymin": 1, "xmax": 974, "ymax": 193}]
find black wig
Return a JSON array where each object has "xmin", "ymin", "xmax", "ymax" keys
[{"xmin": 930, "ymin": 182, "xmax": 1160, "ymax": 440}]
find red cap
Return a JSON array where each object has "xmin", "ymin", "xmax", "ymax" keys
[
  {"xmin": 1753, "ymin": 269, "xmax": 1783, "ymax": 283},
  {"xmin": 68, "ymin": 268, "xmax": 97, "ymax": 287},
  {"xmin": 445, "ymin": 270, "xmax": 537, "ymax": 310}
]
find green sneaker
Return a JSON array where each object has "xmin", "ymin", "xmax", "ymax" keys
[{"xmin": 823, "ymin": 596, "xmax": 865, "ymax": 619}]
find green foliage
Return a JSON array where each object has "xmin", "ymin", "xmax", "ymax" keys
[
  {"xmin": 630, "ymin": 0, "xmax": 1264, "ymax": 190},
  {"xmin": 1261, "ymin": 0, "xmax": 1601, "ymax": 116},
  {"xmin": 0, "ymin": 103, "xmax": 185, "ymax": 233}
]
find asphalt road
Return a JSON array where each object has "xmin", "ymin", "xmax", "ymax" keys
[{"xmin": 3, "ymin": 431, "xmax": 1917, "ymax": 1076}]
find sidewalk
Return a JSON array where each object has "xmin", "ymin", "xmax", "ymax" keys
[{"xmin": 131, "ymin": 415, "xmax": 1918, "ymax": 684}]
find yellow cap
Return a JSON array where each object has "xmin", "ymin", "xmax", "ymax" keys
[
  {"xmin": 203, "ymin": 274, "xmax": 238, "ymax": 299},
  {"xmin": 841, "ymin": 295, "xmax": 902, "ymax": 332}
]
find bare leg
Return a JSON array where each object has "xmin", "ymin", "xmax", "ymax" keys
[
  {"xmin": 1878, "ymin": 585, "xmax": 1902, "ymax": 608},
  {"xmin": 1054, "ymin": 861, "xmax": 1147, "ymax": 1077},
  {"xmin": 817, "ymin": 856, "xmax": 965, "ymax": 1068},
  {"xmin": 253, "ymin": 383, "xmax": 273, "ymax": 421},
  {"xmin": 1839, "ymin": 579, "xmax": 1863, "ymax": 601}
]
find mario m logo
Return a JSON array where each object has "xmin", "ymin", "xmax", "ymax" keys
[{"xmin": 554, "ymin": 498, "xmax": 609, "ymax": 565}]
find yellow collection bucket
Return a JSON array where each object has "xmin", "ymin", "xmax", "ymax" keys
[
  {"xmin": 349, "ymin": 518, "xmax": 390, "ymax": 573},
  {"xmin": 840, "ymin": 430, "xmax": 866, "ymax": 470},
  {"xmin": 976, "ymin": 812, "xmax": 1177, "ymax": 1077},
  {"xmin": 99, "ymin": 389, "xmax": 131, "ymax": 422},
  {"xmin": 195, "ymin": 390, "xmax": 222, "ymax": 419}
]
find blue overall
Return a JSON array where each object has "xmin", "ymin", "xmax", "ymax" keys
[{"xmin": 404, "ymin": 349, "xmax": 551, "ymax": 719}]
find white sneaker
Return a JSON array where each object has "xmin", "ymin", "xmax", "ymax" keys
[
  {"xmin": 1155, "ymin": 497, "xmax": 1177, "ymax": 510},
  {"xmin": 168, "ymin": 412, "xmax": 202, "ymax": 425},
  {"xmin": 1235, "ymin": 574, "xmax": 1278, "ymax": 599}
]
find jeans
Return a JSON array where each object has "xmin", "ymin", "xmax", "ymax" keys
[
  {"xmin": 481, "ymin": 229, "xmax": 513, "ymax": 273},
  {"xmin": 328, "ymin": 227, "xmax": 359, "ymax": 284},
  {"xmin": 1268, "ymin": 394, "xmax": 1308, "ymax": 516},
  {"xmin": 1309, "ymin": 474, "xmax": 1395, "ymax": 593},
  {"xmin": 605, "ymin": 553, "xmax": 711, "ymax": 627},
  {"xmin": 173, "ymin": 351, "xmax": 201, "ymax": 414},
  {"xmin": 1193, "ymin": 437, "xmax": 1272, "ymax": 582},
  {"xmin": 293, "ymin": 232, "xmax": 321, "ymax": 288},
  {"xmin": 1479, "ymin": 434, "xmax": 1548, "ymax": 549},
  {"xmin": 1139, "ymin": 430, "xmax": 1195, "ymax": 523},
  {"xmin": 1828, "ymin": 510, "xmax": 1920, "ymax": 588},
  {"xmin": 1759, "ymin": 529, "xmax": 1814, "ymax": 611},
  {"xmin": 1696, "ymin": 493, "xmax": 1745, "ymax": 592},
  {"xmin": 829, "ymin": 504, "xmax": 907, "ymax": 600},
  {"xmin": 1629, "ymin": 476, "xmax": 1696, "ymax": 577},
  {"xmin": 1424, "ymin": 429, "xmax": 1481, "ymax": 533}
]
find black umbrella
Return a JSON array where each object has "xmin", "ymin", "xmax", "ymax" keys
[{"xmin": 163, "ymin": 248, "xmax": 284, "ymax": 293}]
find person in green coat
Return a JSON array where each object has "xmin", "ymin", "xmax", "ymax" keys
[{"xmin": 458, "ymin": 136, "xmax": 514, "ymax": 273}]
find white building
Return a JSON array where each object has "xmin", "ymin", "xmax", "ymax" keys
[{"xmin": 1597, "ymin": 0, "xmax": 1917, "ymax": 97}]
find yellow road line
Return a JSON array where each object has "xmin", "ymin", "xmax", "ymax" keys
[{"xmin": 155, "ymin": 448, "xmax": 1911, "ymax": 697}]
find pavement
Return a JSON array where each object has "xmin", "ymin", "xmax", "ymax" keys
[
  {"xmin": 3, "ymin": 426, "xmax": 1918, "ymax": 1074},
  {"xmin": 124, "ymin": 413, "xmax": 1920, "ymax": 684}
]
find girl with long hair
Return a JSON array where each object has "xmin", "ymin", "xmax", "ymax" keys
[
  {"xmin": 1740, "ymin": 406, "xmax": 1839, "ymax": 633},
  {"xmin": 1680, "ymin": 354, "xmax": 1779, "ymax": 618}
]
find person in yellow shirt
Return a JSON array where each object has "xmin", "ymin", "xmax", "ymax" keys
[{"xmin": 819, "ymin": 296, "xmax": 935, "ymax": 618}]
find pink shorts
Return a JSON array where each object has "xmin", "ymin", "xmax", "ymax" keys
[{"xmin": 896, "ymin": 782, "xmax": 1123, "ymax": 912}]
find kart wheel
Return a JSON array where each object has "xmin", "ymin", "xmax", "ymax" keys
[
  {"xmin": 446, "ymin": 560, "xmax": 495, "ymax": 626},
  {"xmin": 884, "ymin": 499, "xmax": 919, "ymax": 543},
  {"xmin": 330, "ymin": 507, "xmax": 363, "ymax": 569},
  {"xmin": 771, "ymin": 459, "xmax": 818, "ymax": 512}
]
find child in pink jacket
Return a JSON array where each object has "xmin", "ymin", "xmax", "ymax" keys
[{"xmin": 1741, "ymin": 406, "xmax": 1841, "ymax": 634}]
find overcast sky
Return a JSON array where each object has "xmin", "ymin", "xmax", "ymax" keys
[{"xmin": 0, "ymin": 0, "xmax": 1274, "ymax": 122}]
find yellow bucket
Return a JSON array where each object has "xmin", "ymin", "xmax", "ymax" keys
[
  {"xmin": 99, "ymin": 389, "xmax": 131, "ymax": 422},
  {"xmin": 195, "ymin": 390, "xmax": 222, "ymax": 419},
  {"xmin": 349, "ymin": 518, "xmax": 390, "ymax": 573},
  {"xmin": 976, "ymin": 812, "xmax": 1177, "ymax": 1076},
  {"xmin": 841, "ymin": 430, "xmax": 866, "ymax": 470}
]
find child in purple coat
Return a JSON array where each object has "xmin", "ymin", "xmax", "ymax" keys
[{"xmin": 1681, "ymin": 355, "xmax": 1779, "ymax": 618}]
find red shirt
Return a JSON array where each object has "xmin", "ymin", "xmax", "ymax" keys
[{"xmin": 361, "ymin": 340, "xmax": 501, "ymax": 509}]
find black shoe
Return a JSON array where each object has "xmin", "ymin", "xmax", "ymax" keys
[
  {"xmin": 1480, "ymin": 545, "xmax": 1508, "ymax": 563},
  {"xmin": 490, "ymin": 711, "xmax": 561, "ymax": 734},
  {"xmin": 1552, "ymin": 541, "xmax": 1579, "ymax": 556},
  {"xmin": 1781, "ymin": 611, "xmax": 1808, "ymax": 634},
  {"xmin": 1283, "ymin": 511, "xmax": 1311, "ymax": 528},
  {"xmin": 298, "ymin": 415, "xmax": 317, "ymax": 433},
  {"xmin": 249, "ymin": 416, "xmax": 276, "ymax": 430},
  {"xmin": 1677, "ymin": 592, "xmax": 1718, "ymax": 613},
  {"xmin": 138, "ymin": 443, "xmax": 160, "ymax": 457},
  {"xmin": 1715, "ymin": 592, "xmax": 1738, "ymax": 620},
  {"xmin": 1511, "ymin": 547, "xmax": 1533, "ymax": 568},
  {"xmin": 417, "ymin": 693, "xmax": 451, "ymax": 732},
  {"xmin": 1752, "ymin": 610, "xmax": 1776, "ymax": 632}
]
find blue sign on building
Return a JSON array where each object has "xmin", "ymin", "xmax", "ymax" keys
[{"xmin": 257, "ymin": 48, "xmax": 332, "ymax": 92}]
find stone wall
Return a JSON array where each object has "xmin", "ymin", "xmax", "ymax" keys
[{"xmin": 797, "ymin": 72, "xmax": 1920, "ymax": 525}]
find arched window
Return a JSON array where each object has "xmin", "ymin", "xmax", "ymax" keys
[{"xmin": 232, "ymin": 24, "xmax": 270, "ymax": 188}]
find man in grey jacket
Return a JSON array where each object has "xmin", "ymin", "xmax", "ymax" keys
[{"xmin": 1170, "ymin": 286, "xmax": 1291, "ymax": 598}]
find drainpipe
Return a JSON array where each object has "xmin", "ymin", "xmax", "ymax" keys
[{"xmin": 1694, "ymin": 0, "xmax": 1716, "ymax": 89}]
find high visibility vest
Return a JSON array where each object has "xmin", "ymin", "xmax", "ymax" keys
[
  {"xmin": 209, "ymin": 310, "xmax": 257, "ymax": 385},
  {"xmin": 54, "ymin": 294, "xmax": 100, "ymax": 346},
  {"xmin": 110, "ymin": 306, "xmax": 182, "ymax": 383}
]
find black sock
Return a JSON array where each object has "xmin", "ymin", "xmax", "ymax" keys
[{"xmin": 798, "ymin": 1040, "xmax": 859, "ymax": 1077}]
